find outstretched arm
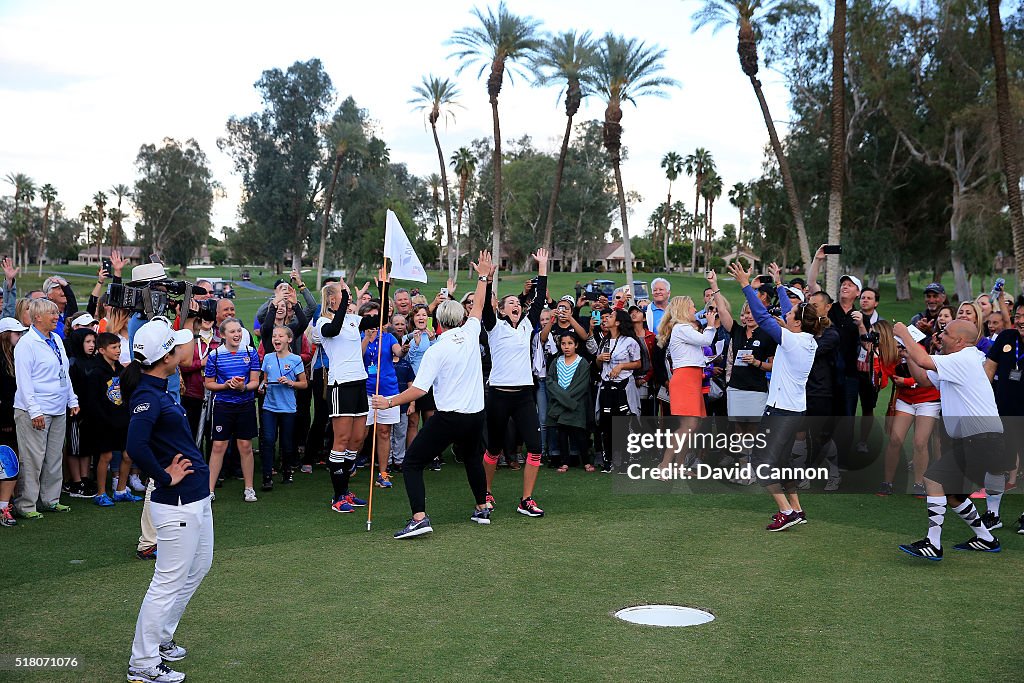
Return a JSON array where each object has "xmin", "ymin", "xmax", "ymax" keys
[{"xmin": 469, "ymin": 251, "xmax": 494, "ymax": 322}]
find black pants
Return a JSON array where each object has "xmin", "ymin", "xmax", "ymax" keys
[
  {"xmin": 294, "ymin": 381, "xmax": 312, "ymax": 453},
  {"xmin": 181, "ymin": 395, "xmax": 204, "ymax": 442},
  {"xmin": 404, "ymin": 410, "xmax": 487, "ymax": 515},
  {"xmin": 599, "ymin": 381, "xmax": 632, "ymax": 467},
  {"xmin": 304, "ymin": 370, "xmax": 333, "ymax": 465},
  {"xmin": 485, "ymin": 387, "xmax": 541, "ymax": 455}
]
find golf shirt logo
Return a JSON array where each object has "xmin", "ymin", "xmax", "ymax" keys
[{"xmin": 133, "ymin": 403, "xmax": 150, "ymax": 414}]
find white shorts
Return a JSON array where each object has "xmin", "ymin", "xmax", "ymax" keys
[
  {"xmin": 366, "ymin": 401, "xmax": 400, "ymax": 425},
  {"xmin": 894, "ymin": 399, "xmax": 941, "ymax": 419}
]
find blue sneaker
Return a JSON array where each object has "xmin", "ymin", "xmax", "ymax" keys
[
  {"xmin": 898, "ymin": 538, "xmax": 942, "ymax": 561},
  {"xmin": 470, "ymin": 508, "xmax": 491, "ymax": 525},
  {"xmin": 952, "ymin": 536, "xmax": 1001, "ymax": 552},
  {"xmin": 94, "ymin": 493, "xmax": 115, "ymax": 507},
  {"xmin": 375, "ymin": 472, "xmax": 393, "ymax": 488},
  {"xmin": 394, "ymin": 516, "xmax": 432, "ymax": 539},
  {"xmin": 331, "ymin": 497, "xmax": 354, "ymax": 513},
  {"xmin": 344, "ymin": 492, "xmax": 367, "ymax": 507},
  {"xmin": 113, "ymin": 490, "xmax": 143, "ymax": 503}
]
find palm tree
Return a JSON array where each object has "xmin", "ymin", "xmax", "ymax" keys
[
  {"xmin": 109, "ymin": 183, "xmax": 131, "ymax": 250},
  {"xmin": 411, "ymin": 75, "xmax": 461, "ymax": 280},
  {"xmin": 318, "ymin": 117, "xmax": 367, "ymax": 289},
  {"xmin": 426, "ymin": 173, "xmax": 443, "ymax": 270},
  {"xmin": 684, "ymin": 148, "xmax": 714, "ymax": 273},
  {"xmin": 590, "ymin": 33, "xmax": 678, "ymax": 289},
  {"xmin": 701, "ymin": 170, "xmax": 723, "ymax": 268},
  {"xmin": 533, "ymin": 30, "xmax": 597, "ymax": 253},
  {"xmin": 988, "ymin": 0, "xmax": 1024, "ymax": 292},
  {"xmin": 449, "ymin": 1, "xmax": 543, "ymax": 260},
  {"xmin": 660, "ymin": 151, "xmax": 684, "ymax": 270},
  {"xmin": 728, "ymin": 181, "xmax": 751, "ymax": 249},
  {"xmin": 5, "ymin": 173, "xmax": 35, "ymax": 267},
  {"xmin": 450, "ymin": 146, "xmax": 477, "ymax": 271},
  {"xmin": 692, "ymin": 0, "xmax": 815, "ymax": 269},
  {"xmin": 92, "ymin": 191, "xmax": 108, "ymax": 261},
  {"xmin": 38, "ymin": 183, "xmax": 57, "ymax": 275},
  {"xmin": 79, "ymin": 205, "xmax": 98, "ymax": 256},
  {"xmin": 825, "ymin": 0, "xmax": 846, "ymax": 295}
]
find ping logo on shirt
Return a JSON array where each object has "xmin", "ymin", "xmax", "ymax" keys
[{"xmin": 133, "ymin": 402, "xmax": 150, "ymax": 414}]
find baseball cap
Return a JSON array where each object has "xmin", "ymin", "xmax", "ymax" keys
[
  {"xmin": 71, "ymin": 313, "xmax": 98, "ymax": 328},
  {"xmin": 132, "ymin": 320, "xmax": 193, "ymax": 366},
  {"xmin": 627, "ymin": 304, "xmax": 643, "ymax": 314},
  {"xmin": 129, "ymin": 263, "xmax": 168, "ymax": 284},
  {"xmin": 274, "ymin": 278, "xmax": 290, "ymax": 289},
  {"xmin": 0, "ymin": 318, "xmax": 28, "ymax": 334},
  {"xmin": 839, "ymin": 274, "xmax": 863, "ymax": 291},
  {"xmin": 785, "ymin": 287, "xmax": 806, "ymax": 302},
  {"xmin": 559, "ymin": 295, "xmax": 576, "ymax": 306},
  {"xmin": 924, "ymin": 282, "xmax": 945, "ymax": 295},
  {"xmin": 41, "ymin": 276, "xmax": 63, "ymax": 293}
]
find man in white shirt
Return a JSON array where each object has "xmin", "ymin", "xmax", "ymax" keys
[
  {"xmin": 893, "ymin": 319, "xmax": 1010, "ymax": 560},
  {"xmin": 371, "ymin": 252, "xmax": 493, "ymax": 539}
]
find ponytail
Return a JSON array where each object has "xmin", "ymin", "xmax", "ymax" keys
[{"xmin": 120, "ymin": 360, "xmax": 145, "ymax": 402}]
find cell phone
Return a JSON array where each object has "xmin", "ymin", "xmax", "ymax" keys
[
  {"xmin": 591, "ymin": 310, "xmax": 601, "ymax": 324},
  {"xmin": 440, "ymin": 287, "xmax": 449, "ymax": 299},
  {"xmin": 584, "ymin": 291, "xmax": 599, "ymax": 302},
  {"xmin": 823, "ymin": 244, "xmax": 843, "ymax": 254},
  {"xmin": 102, "ymin": 257, "xmax": 113, "ymax": 277}
]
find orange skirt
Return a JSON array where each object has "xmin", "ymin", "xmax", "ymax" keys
[{"xmin": 670, "ymin": 367, "xmax": 706, "ymax": 417}]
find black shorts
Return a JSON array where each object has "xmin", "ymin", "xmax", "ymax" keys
[
  {"xmin": 329, "ymin": 379, "xmax": 369, "ymax": 418},
  {"xmin": 211, "ymin": 401, "xmax": 259, "ymax": 441},
  {"xmin": 925, "ymin": 431, "xmax": 1013, "ymax": 493},
  {"xmin": 415, "ymin": 387, "xmax": 436, "ymax": 413}
]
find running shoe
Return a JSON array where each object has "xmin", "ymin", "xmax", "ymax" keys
[
  {"xmin": 281, "ymin": 469, "xmax": 294, "ymax": 484},
  {"xmin": 126, "ymin": 662, "xmax": 185, "ymax": 683},
  {"xmin": 1, "ymin": 506, "xmax": 15, "ymax": 527},
  {"xmin": 61, "ymin": 482, "xmax": 73, "ymax": 496},
  {"xmin": 911, "ymin": 483, "xmax": 926, "ymax": 498},
  {"xmin": 136, "ymin": 545, "xmax": 157, "ymax": 561},
  {"xmin": 300, "ymin": 465, "xmax": 313, "ymax": 474},
  {"xmin": 485, "ymin": 491, "xmax": 495, "ymax": 509},
  {"xmin": 765, "ymin": 511, "xmax": 801, "ymax": 532},
  {"xmin": 113, "ymin": 490, "xmax": 143, "ymax": 503},
  {"xmin": 94, "ymin": 494, "xmax": 115, "ymax": 507},
  {"xmin": 876, "ymin": 482, "xmax": 893, "ymax": 497},
  {"xmin": 394, "ymin": 516, "xmax": 433, "ymax": 539},
  {"xmin": 470, "ymin": 507, "xmax": 491, "ymax": 525},
  {"xmin": 375, "ymin": 472, "xmax": 393, "ymax": 488},
  {"xmin": 1017, "ymin": 513, "xmax": 1024, "ymax": 535},
  {"xmin": 262, "ymin": 475, "xmax": 274, "ymax": 492},
  {"xmin": 159, "ymin": 640, "xmax": 187, "ymax": 662},
  {"xmin": 17, "ymin": 509, "xmax": 43, "ymax": 520},
  {"xmin": 343, "ymin": 492, "xmax": 367, "ymax": 507},
  {"xmin": 969, "ymin": 488, "xmax": 986, "ymax": 500},
  {"xmin": 952, "ymin": 536, "xmax": 1001, "ymax": 552},
  {"xmin": 824, "ymin": 476, "xmax": 841, "ymax": 492},
  {"xmin": 897, "ymin": 538, "xmax": 943, "ymax": 561},
  {"xmin": 243, "ymin": 488, "xmax": 258, "ymax": 503},
  {"xmin": 331, "ymin": 497, "xmax": 354, "ymax": 513},
  {"xmin": 81, "ymin": 477, "xmax": 98, "ymax": 496},
  {"xmin": 43, "ymin": 502, "xmax": 70, "ymax": 513},
  {"xmin": 430, "ymin": 458, "xmax": 442, "ymax": 471},
  {"xmin": 517, "ymin": 497, "xmax": 545, "ymax": 518},
  {"xmin": 129, "ymin": 474, "xmax": 147, "ymax": 492},
  {"xmin": 980, "ymin": 511, "xmax": 1002, "ymax": 531},
  {"xmin": 796, "ymin": 510, "xmax": 807, "ymax": 524},
  {"xmin": 68, "ymin": 481, "xmax": 92, "ymax": 498},
  {"xmin": 509, "ymin": 460, "xmax": 521, "ymax": 471}
]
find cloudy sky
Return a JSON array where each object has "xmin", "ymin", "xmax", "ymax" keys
[{"xmin": 0, "ymin": 0, "xmax": 799, "ymax": 247}]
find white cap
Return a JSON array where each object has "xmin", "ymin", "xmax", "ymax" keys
[
  {"xmin": 131, "ymin": 320, "xmax": 193, "ymax": 366},
  {"xmin": 785, "ymin": 287, "xmax": 806, "ymax": 302},
  {"xmin": 72, "ymin": 313, "xmax": 98, "ymax": 328},
  {"xmin": 0, "ymin": 317, "xmax": 28, "ymax": 334},
  {"xmin": 840, "ymin": 274, "xmax": 863, "ymax": 292},
  {"xmin": 129, "ymin": 262, "xmax": 168, "ymax": 284}
]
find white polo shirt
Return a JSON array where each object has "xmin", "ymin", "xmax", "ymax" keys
[
  {"xmin": 315, "ymin": 314, "xmax": 367, "ymax": 385},
  {"xmin": 487, "ymin": 317, "xmax": 535, "ymax": 387},
  {"xmin": 926, "ymin": 346, "xmax": 1003, "ymax": 438},
  {"xmin": 413, "ymin": 317, "xmax": 484, "ymax": 413},
  {"xmin": 766, "ymin": 329, "xmax": 818, "ymax": 412}
]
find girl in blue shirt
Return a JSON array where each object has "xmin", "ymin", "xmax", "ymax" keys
[{"xmin": 260, "ymin": 326, "xmax": 307, "ymax": 488}]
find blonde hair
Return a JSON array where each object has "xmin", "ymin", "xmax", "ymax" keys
[
  {"xmin": 956, "ymin": 301, "xmax": 984, "ymax": 340},
  {"xmin": 657, "ymin": 296, "xmax": 697, "ymax": 348}
]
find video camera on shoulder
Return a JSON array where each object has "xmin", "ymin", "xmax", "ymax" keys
[{"xmin": 107, "ymin": 262, "xmax": 216, "ymax": 322}]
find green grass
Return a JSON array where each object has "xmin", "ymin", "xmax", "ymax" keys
[{"xmin": 2, "ymin": 465, "xmax": 1022, "ymax": 682}]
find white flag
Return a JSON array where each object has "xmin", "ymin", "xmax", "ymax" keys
[{"xmin": 384, "ymin": 209, "xmax": 427, "ymax": 282}]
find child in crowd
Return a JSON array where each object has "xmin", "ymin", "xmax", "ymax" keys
[
  {"xmin": 545, "ymin": 334, "xmax": 591, "ymax": 471},
  {"xmin": 86, "ymin": 333, "xmax": 139, "ymax": 506},
  {"xmin": 65, "ymin": 328, "xmax": 97, "ymax": 499},
  {"xmin": 260, "ymin": 326, "xmax": 307, "ymax": 488}
]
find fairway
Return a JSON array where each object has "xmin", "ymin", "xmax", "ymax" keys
[{"xmin": 3, "ymin": 464, "xmax": 1022, "ymax": 682}]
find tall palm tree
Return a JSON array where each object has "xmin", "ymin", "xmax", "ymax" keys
[
  {"xmin": 318, "ymin": 118, "xmax": 367, "ymax": 289},
  {"xmin": 825, "ymin": 0, "xmax": 846, "ymax": 295},
  {"xmin": 728, "ymin": 181, "xmax": 751, "ymax": 249},
  {"xmin": 988, "ymin": 0, "xmax": 1024, "ymax": 292},
  {"xmin": 533, "ymin": 29, "xmax": 597, "ymax": 253},
  {"xmin": 692, "ymin": 0, "xmax": 815, "ymax": 269},
  {"xmin": 701, "ymin": 170, "xmax": 723, "ymax": 268},
  {"xmin": 5, "ymin": 173, "xmax": 35, "ymax": 267},
  {"xmin": 450, "ymin": 146, "xmax": 477, "ymax": 271},
  {"xmin": 684, "ymin": 148, "xmax": 714, "ymax": 272},
  {"xmin": 590, "ymin": 33, "xmax": 678, "ymax": 289},
  {"xmin": 38, "ymin": 183, "xmax": 57, "ymax": 275},
  {"xmin": 449, "ymin": 1, "xmax": 543, "ymax": 260},
  {"xmin": 660, "ymin": 151, "xmax": 684, "ymax": 270},
  {"xmin": 79, "ymin": 205, "xmax": 98, "ymax": 257},
  {"xmin": 411, "ymin": 75, "xmax": 462, "ymax": 280},
  {"xmin": 109, "ymin": 183, "xmax": 131, "ymax": 250},
  {"xmin": 426, "ymin": 173, "xmax": 443, "ymax": 270},
  {"xmin": 92, "ymin": 191, "xmax": 108, "ymax": 261}
]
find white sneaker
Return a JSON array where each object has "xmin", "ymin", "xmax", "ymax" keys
[
  {"xmin": 127, "ymin": 662, "xmax": 185, "ymax": 683},
  {"xmin": 243, "ymin": 488, "xmax": 257, "ymax": 502},
  {"xmin": 159, "ymin": 640, "xmax": 187, "ymax": 662},
  {"xmin": 129, "ymin": 474, "xmax": 146, "ymax": 492},
  {"xmin": 112, "ymin": 476, "xmax": 119, "ymax": 492}
]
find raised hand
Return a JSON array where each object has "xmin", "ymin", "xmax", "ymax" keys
[
  {"xmin": 814, "ymin": 244, "xmax": 827, "ymax": 261},
  {"xmin": 473, "ymin": 251, "xmax": 493, "ymax": 277},
  {"xmin": 2, "ymin": 257, "xmax": 19, "ymax": 282},
  {"xmin": 705, "ymin": 269, "xmax": 718, "ymax": 288},
  {"xmin": 110, "ymin": 249, "xmax": 128, "ymax": 277},
  {"xmin": 446, "ymin": 277, "xmax": 456, "ymax": 295},
  {"xmin": 290, "ymin": 269, "xmax": 303, "ymax": 286},
  {"xmin": 726, "ymin": 261, "xmax": 753, "ymax": 289},
  {"xmin": 532, "ymin": 248, "xmax": 549, "ymax": 276},
  {"xmin": 767, "ymin": 262, "xmax": 782, "ymax": 285}
]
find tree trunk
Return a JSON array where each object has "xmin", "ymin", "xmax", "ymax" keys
[
  {"xmin": 455, "ymin": 173, "xmax": 468, "ymax": 281},
  {"xmin": 490, "ymin": 99, "xmax": 503, "ymax": 262},
  {"xmin": 662, "ymin": 187, "xmax": 672, "ymax": 270},
  {"xmin": 613, "ymin": 161, "xmax": 635, "ymax": 293},
  {"xmin": 825, "ymin": 0, "xmax": 846, "ymax": 297},
  {"xmin": 749, "ymin": 75, "xmax": 812, "ymax": 270},
  {"xmin": 988, "ymin": 0, "xmax": 1024, "ymax": 292},
  {"xmin": 894, "ymin": 260, "xmax": 911, "ymax": 301},
  {"xmin": 38, "ymin": 202, "xmax": 50, "ymax": 277},
  {"xmin": 543, "ymin": 112, "xmax": 575, "ymax": 254},
  {"xmin": 316, "ymin": 154, "xmax": 342, "ymax": 290},
  {"xmin": 690, "ymin": 180, "xmax": 701, "ymax": 273},
  {"xmin": 950, "ymin": 187, "xmax": 972, "ymax": 301},
  {"xmin": 429, "ymin": 122, "xmax": 455, "ymax": 282}
]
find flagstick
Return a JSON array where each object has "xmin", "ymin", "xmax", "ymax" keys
[{"xmin": 366, "ymin": 263, "xmax": 390, "ymax": 532}]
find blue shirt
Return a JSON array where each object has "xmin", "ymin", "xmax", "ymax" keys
[
  {"xmin": 204, "ymin": 346, "xmax": 261, "ymax": 405},
  {"xmin": 127, "ymin": 374, "xmax": 210, "ymax": 505},
  {"xmin": 261, "ymin": 352, "xmax": 303, "ymax": 413},
  {"xmin": 362, "ymin": 331, "xmax": 398, "ymax": 395},
  {"xmin": 403, "ymin": 332, "xmax": 433, "ymax": 374}
]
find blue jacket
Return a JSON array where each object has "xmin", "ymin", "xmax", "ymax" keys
[{"xmin": 127, "ymin": 374, "xmax": 210, "ymax": 505}]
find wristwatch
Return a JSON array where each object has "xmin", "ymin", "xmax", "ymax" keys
[
  {"xmin": 387, "ymin": 396, "xmax": 394, "ymax": 408},
  {"xmin": 478, "ymin": 276, "xmax": 489, "ymax": 282}
]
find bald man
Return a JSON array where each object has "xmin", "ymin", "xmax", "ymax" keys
[{"xmin": 893, "ymin": 319, "xmax": 1011, "ymax": 560}]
